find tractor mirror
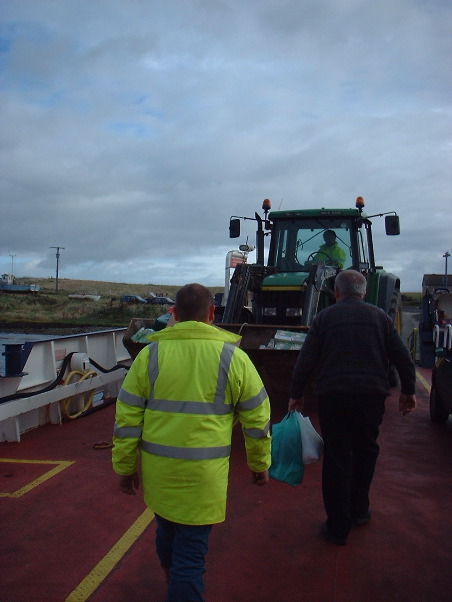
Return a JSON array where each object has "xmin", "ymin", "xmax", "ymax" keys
[
  {"xmin": 385, "ymin": 215, "xmax": 400, "ymax": 236},
  {"xmin": 229, "ymin": 218, "xmax": 241, "ymax": 238}
]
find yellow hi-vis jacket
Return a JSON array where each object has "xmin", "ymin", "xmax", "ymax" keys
[
  {"xmin": 313, "ymin": 242, "xmax": 346, "ymax": 268},
  {"xmin": 112, "ymin": 321, "xmax": 271, "ymax": 525}
]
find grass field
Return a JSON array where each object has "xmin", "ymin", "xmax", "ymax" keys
[
  {"xmin": 0, "ymin": 278, "xmax": 222, "ymax": 327},
  {"xmin": 0, "ymin": 277, "xmax": 421, "ymax": 328}
]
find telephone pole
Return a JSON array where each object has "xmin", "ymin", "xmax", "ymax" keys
[
  {"xmin": 50, "ymin": 246, "xmax": 65, "ymax": 292},
  {"xmin": 444, "ymin": 251, "xmax": 450, "ymax": 287}
]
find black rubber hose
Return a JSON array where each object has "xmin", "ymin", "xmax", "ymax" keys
[
  {"xmin": 0, "ymin": 352, "xmax": 76, "ymax": 404},
  {"xmin": 88, "ymin": 358, "xmax": 130, "ymax": 374},
  {"xmin": 0, "ymin": 354, "xmax": 129, "ymax": 405}
]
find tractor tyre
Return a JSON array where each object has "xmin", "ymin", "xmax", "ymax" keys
[
  {"xmin": 388, "ymin": 289, "xmax": 402, "ymax": 387},
  {"xmin": 222, "ymin": 263, "xmax": 251, "ymax": 324},
  {"xmin": 429, "ymin": 368, "xmax": 449, "ymax": 423}
]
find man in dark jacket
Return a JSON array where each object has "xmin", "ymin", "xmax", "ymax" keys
[{"xmin": 289, "ymin": 269, "xmax": 416, "ymax": 545}]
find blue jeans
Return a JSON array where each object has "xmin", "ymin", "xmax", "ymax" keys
[{"xmin": 155, "ymin": 514, "xmax": 213, "ymax": 602}]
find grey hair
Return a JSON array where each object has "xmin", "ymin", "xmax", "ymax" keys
[{"xmin": 335, "ymin": 269, "xmax": 367, "ymax": 298}]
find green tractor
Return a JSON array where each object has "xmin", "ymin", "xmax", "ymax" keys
[{"xmin": 218, "ymin": 197, "xmax": 402, "ymax": 400}]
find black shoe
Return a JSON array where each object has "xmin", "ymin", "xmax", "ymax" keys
[
  {"xmin": 321, "ymin": 522, "xmax": 347, "ymax": 546},
  {"xmin": 353, "ymin": 510, "xmax": 372, "ymax": 526}
]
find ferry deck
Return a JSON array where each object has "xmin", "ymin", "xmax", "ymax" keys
[{"xmin": 1, "ymin": 367, "xmax": 451, "ymax": 601}]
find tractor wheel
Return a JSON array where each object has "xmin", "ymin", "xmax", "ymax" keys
[
  {"xmin": 222, "ymin": 263, "xmax": 251, "ymax": 324},
  {"xmin": 388, "ymin": 289, "xmax": 402, "ymax": 387},
  {"xmin": 429, "ymin": 368, "xmax": 449, "ymax": 423}
]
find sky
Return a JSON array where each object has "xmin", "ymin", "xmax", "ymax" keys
[{"xmin": 0, "ymin": 0, "xmax": 450, "ymax": 293}]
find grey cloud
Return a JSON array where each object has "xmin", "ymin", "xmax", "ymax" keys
[{"xmin": 1, "ymin": 0, "xmax": 450, "ymax": 292}]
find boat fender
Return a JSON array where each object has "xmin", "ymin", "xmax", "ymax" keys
[{"xmin": 70, "ymin": 353, "xmax": 91, "ymax": 373}]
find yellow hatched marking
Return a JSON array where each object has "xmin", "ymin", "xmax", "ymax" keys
[
  {"xmin": 415, "ymin": 370, "xmax": 431, "ymax": 394},
  {"xmin": 0, "ymin": 459, "xmax": 74, "ymax": 498},
  {"xmin": 65, "ymin": 508, "xmax": 154, "ymax": 601}
]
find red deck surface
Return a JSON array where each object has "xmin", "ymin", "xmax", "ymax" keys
[{"xmin": 1, "ymin": 368, "xmax": 451, "ymax": 601}]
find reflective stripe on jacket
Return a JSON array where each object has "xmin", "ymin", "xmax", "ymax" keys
[{"xmin": 112, "ymin": 321, "xmax": 271, "ymax": 525}]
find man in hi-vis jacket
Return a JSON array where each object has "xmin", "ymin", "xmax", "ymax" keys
[{"xmin": 113, "ymin": 283, "xmax": 271, "ymax": 602}]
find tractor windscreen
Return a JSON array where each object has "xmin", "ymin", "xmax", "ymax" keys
[{"xmin": 270, "ymin": 218, "xmax": 355, "ymax": 272}]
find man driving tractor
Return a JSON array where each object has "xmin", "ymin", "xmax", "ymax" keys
[{"xmin": 312, "ymin": 230, "xmax": 346, "ymax": 268}]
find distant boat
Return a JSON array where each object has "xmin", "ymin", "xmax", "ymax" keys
[
  {"xmin": 0, "ymin": 274, "xmax": 40, "ymax": 293},
  {"xmin": 68, "ymin": 293, "xmax": 101, "ymax": 301}
]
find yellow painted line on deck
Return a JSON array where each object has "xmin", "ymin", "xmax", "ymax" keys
[
  {"xmin": 416, "ymin": 370, "xmax": 431, "ymax": 394},
  {"xmin": 0, "ymin": 459, "xmax": 75, "ymax": 498},
  {"xmin": 65, "ymin": 507, "xmax": 154, "ymax": 602}
]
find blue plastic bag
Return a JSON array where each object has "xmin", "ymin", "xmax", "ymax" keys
[{"xmin": 269, "ymin": 412, "xmax": 304, "ymax": 486}]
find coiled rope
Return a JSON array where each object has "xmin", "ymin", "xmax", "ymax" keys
[{"xmin": 60, "ymin": 370, "xmax": 98, "ymax": 419}]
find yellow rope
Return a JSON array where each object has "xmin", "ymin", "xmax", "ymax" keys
[{"xmin": 60, "ymin": 370, "xmax": 98, "ymax": 419}]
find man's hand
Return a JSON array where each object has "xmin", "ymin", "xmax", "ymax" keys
[
  {"xmin": 288, "ymin": 397, "xmax": 304, "ymax": 412},
  {"xmin": 399, "ymin": 393, "xmax": 416, "ymax": 416},
  {"xmin": 252, "ymin": 470, "xmax": 269, "ymax": 486},
  {"xmin": 119, "ymin": 472, "xmax": 140, "ymax": 495}
]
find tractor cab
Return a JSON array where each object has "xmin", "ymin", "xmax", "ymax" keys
[{"xmin": 268, "ymin": 209, "xmax": 372, "ymax": 275}]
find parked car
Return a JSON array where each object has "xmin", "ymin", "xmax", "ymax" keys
[
  {"xmin": 120, "ymin": 295, "xmax": 147, "ymax": 304},
  {"xmin": 146, "ymin": 296, "xmax": 175, "ymax": 305}
]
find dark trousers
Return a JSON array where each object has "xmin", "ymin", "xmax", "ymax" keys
[
  {"xmin": 155, "ymin": 513, "xmax": 213, "ymax": 602},
  {"xmin": 318, "ymin": 393, "xmax": 386, "ymax": 540}
]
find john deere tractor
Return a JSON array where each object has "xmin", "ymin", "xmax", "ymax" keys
[{"xmin": 218, "ymin": 197, "xmax": 402, "ymax": 399}]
